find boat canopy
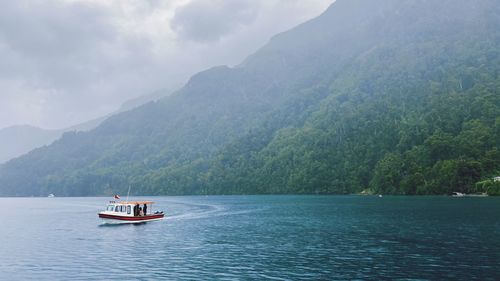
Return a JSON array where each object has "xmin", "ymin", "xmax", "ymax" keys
[{"xmin": 117, "ymin": 201, "xmax": 155, "ymax": 205}]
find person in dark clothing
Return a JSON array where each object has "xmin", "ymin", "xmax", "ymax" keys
[
  {"xmin": 143, "ymin": 204, "xmax": 147, "ymax": 216},
  {"xmin": 133, "ymin": 204, "xmax": 138, "ymax": 216}
]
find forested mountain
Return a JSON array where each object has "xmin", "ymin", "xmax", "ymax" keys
[
  {"xmin": 0, "ymin": 116, "xmax": 109, "ymax": 165},
  {"xmin": 0, "ymin": 89, "xmax": 171, "ymax": 164},
  {"xmin": 1, "ymin": 0, "xmax": 499, "ymax": 196},
  {"xmin": 0, "ymin": 126, "xmax": 61, "ymax": 164}
]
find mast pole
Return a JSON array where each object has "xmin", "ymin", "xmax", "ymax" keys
[{"xmin": 126, "ymin": 185, "xmax": 131, "ymax": 202}]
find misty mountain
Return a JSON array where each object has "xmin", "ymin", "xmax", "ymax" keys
[
  {"xmin": 118, "ymin": 88, "xmax": 174, "ymax": 112},
  {"xmin": 0, "ymin": 125, "xmax": 61, "ymax": 164},
  {"xmin": 0, "ymin": 119, "xmax": 107, "ymax": 165},
  {"xmin": 0, "ymin": 88, "xmax": 172, "ymax": 164},
  {"xmin": 1, "ymin": 0, "xmax": 499, "ymax": 196}
]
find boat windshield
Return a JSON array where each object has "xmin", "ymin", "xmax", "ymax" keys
[{"xmin": 107, "ymin": 205, "xmax": 114, "ymax": 211}]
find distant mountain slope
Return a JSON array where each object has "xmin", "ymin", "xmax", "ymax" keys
[
  {"xmin": 0, "ymin": 0, "xmax": 499, "ymax": 196},
  {"xmin": 0, "ymin": 125, "xmax": 61, "ymax": 164},
  {"xmin": 0, "ymin": 115, "xmax": 113, "ymax": 164},
  {"xmin": 0, "ymin": 89, "xmax": 171, "ymax": 164}
]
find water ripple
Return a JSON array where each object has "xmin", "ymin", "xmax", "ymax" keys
[{"xmin": 0, "ymin": 196, "xmax": 499, "ymax": 280}]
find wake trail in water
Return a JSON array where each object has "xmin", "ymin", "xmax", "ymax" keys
[
  {"xmin": 165, "ymin": 202, "xmax": 225, "ymax": 221},
  {"xmin": 164, "ymin": 200, "xmax": 266, "ymax": 221}
]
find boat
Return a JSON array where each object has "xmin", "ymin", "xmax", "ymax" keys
[
  {"xmin": 98, "ymin": 200, "xmax": 164, "ymax": 224},
  {"xmin": 47, "ymin": 194, "xmax": 55, "ymax": 198},
  {"xmin": 451, "ymin": 192, "xmax": 465, "ymax": 197}
]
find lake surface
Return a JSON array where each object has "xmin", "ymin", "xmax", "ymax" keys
[{"xmin": 0, "ymin": 196, "xmax": 499, "ymax": 280}]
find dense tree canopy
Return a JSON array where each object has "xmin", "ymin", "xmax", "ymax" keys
[{"xmin": 0, "ymin": 0, "xmax": 499, "ymax": 196}]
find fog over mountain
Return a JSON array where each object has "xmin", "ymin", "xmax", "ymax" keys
[
  {"xmin": 1, "ymin": 0, "xmax": 499, "ymax": 197},
  {"xmin": 0, "ymin": 0, "xmax": 332, "ymax": 130},
  {"xmin": 0, "ymin": 95, "xmax": 148, "ymax": 164}
]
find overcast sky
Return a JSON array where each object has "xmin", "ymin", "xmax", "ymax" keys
[{"xmin": 0, "ymin": 0, "xmax": 334, "ymax": 130}]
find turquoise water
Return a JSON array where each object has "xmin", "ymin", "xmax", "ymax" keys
[{"xmin": 0, "ymin": 196, "xmax": 499, "ymax": 280}]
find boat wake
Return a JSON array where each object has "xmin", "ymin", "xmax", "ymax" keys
[
  {"xmin": 165, "ymin": 202, "xmax": 225, "ymax": 221},
  {"xmin": 164, "ymin": 201, "xmax": 264, "ymax": 221}
]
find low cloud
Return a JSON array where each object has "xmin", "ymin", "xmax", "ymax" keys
[
  {"xmin": 171, "ymin": 0, "xmax": 260, "ymax": 42},
  {"xmin": 0, "ymin": 0, "xmax": 333, "ymax": 130}
]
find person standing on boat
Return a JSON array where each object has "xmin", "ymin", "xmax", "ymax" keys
[
  {"xmin": 143, "ymin": 204, "xmax": 147, "ymax": 215},
  {"xmin": 133, "ymin": 204, "xmax": 138, "ymax": 216},
  {"xmin": 139, "ymin": 207, "xmax": 144, "ymax": 216}
]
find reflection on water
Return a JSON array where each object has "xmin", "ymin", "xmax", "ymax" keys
[{"xmin": 0, "ymin": 196, "xmax": 499, "ymax": 280}]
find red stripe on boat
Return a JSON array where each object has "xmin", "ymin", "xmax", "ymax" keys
[{"xmin": 98, "ymin": 213, "xmax": 164, "ymax": 221}]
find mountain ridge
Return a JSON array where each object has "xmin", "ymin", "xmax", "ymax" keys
[
  {"xmin": 1, "ymin": 0, "xmax": 499, "ymax": 196},
  {"xmin": 0, "ymin": 87, "xmax": 173, "ymax": 164}
]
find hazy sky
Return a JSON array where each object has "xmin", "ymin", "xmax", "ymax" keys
[{"xmin": 0, "ymin": 0, "xmax": 334, "ymax": 130}]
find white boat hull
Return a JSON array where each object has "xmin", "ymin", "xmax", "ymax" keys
[{"xmin": 100, "ymin": 217, "xmax": 164, "ymax": 225}]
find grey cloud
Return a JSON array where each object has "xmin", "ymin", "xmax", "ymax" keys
[
  {"xmin": 171, "ymin": 0, "xmax": 260, "ymax": 42},
  {"xmin": 0, "ymin": 1, "xmax": 120, "ymax": 90},
  {"xmin": 0, "ymin": 0, "xmax": 162, "ymax": 128},
  {"xmin": 0, "ymin": 0, "xmax": 333, "ymax": 130},
  {"xmin": 0, "ymin": 1, "xmax": 114, "ymax": 59}
]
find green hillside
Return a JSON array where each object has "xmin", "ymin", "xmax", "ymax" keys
[{"xmin": 1, "ymin": 0, "xmax": 499, "ymax": 196}]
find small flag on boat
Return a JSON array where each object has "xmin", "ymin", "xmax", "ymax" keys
[{"xmin": 114, "ymin": 194, "xmax": 120, "ymax": 199}]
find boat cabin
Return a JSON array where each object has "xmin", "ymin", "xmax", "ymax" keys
[{"xmin": 103, "ymin": 201, "xmax": 157, "ymax": 217}]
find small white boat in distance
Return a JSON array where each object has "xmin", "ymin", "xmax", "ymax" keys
[
  {"xmin": 48, "ymin": 194, "xmax": 55, "ymax": 198},
  {"xmin": 98, "ymin": 201, "xmax": 164, "ymax": 224},
  {"xmin": 451, "ymin": 192, "xmax": 465, "ymax": 197}
]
